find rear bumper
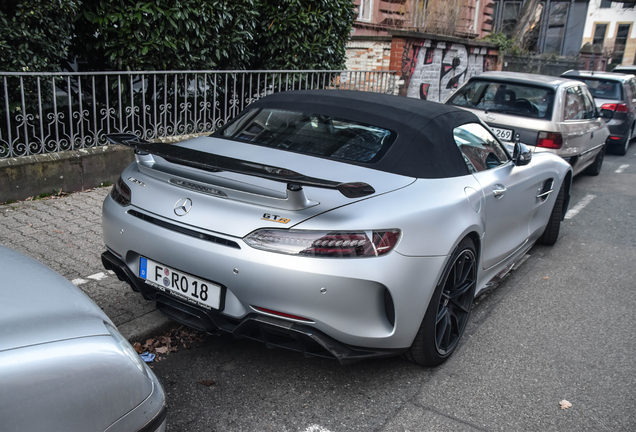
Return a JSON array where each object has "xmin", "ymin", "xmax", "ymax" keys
[{"xmin": 102, "ymin": 250, "xmax": 405, "ymax": 364}]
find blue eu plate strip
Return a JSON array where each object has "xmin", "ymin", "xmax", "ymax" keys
[{"xmin": 139, "ymin": 257, "xmax": 148, "ymax": 278}]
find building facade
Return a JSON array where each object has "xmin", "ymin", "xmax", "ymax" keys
[{"xmin": 581, "ymin": 0, "xmax": 636, "ymax": 67}]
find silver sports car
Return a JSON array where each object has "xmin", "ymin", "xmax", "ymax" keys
[
  {"xmin": 0, "ymin": 245, "xmax": 167, "ymax": 432},
  {"xmin": 103, "ymin": 90, "xmax": 572, "ymax": 366}
]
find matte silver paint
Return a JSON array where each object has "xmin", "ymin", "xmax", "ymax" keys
[
  {"xmin": 0, "ymin": 246, "xmax": 166, "ymax": 432},
  {"xmin": 102, "ymin": 130, "xmax": 572, "ymax": 352}
]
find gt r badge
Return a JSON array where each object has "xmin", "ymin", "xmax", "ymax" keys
[
  {"xmin": 174, "ymin": 198, "xmax": 193, "ymax": 216},
  {"xmin": 262, "ymin": 213, "xmax": 290, "ymax": 224}
]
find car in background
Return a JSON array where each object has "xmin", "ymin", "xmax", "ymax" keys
[
  {"xmin": 102, "ymin": 90, "xmax": 572, "ymax": 367},
  {"xmin": 611, "ymin": 65, "xmax": 636, "ymax": 75},
  {"xmin": 0, "ymin": 245, "xmax": 167, "ymax": 432},
  {"xmin": 561, "ymin": 70, "xmax": 636, "ymax": 155},
  {"xmin": 446, "ymin": 71, "xmax": 609, "ymax": 176}
]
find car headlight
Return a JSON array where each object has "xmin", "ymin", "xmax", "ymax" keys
[
  {"xmin": 104, "ymin": 321, "xmax": 149, "ymax": 378},
  {"xmin": 244, "ymin": 229, "xmax": 401, "ymax": 257}
]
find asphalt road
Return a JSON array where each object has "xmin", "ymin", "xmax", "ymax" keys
[{"xmin": 148, "ymin": 147, "xmax": 636, "ymax": 432}]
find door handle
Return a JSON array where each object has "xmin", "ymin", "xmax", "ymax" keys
[{"xmin": 493, "ymin": 184, "xmax": 507, "ymax": 199}]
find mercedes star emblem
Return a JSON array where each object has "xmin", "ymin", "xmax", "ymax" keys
[
  {"xmin": 174, "ymin": 198, "xmax": 193, "ymax": 216},
  {"xmin": 486, "ymin": 114, "xmax": 496, "ymax": 121}
]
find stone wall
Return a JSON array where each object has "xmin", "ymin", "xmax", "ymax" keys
[{"xmin": 345, "ymin": 36, "xmax": 393, "ymax": 71}]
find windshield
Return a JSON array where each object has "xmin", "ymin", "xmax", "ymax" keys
[
  {"xmin": 217, "ymin": 108, "xmax": 396, "ymax": 163},
  {"xmin": 570, "ymin": 78, "xmax": 622, "ymax": 100},
  {"xmin": 448, "ymin": 79, "xmax": 555, "ymax": 120}
]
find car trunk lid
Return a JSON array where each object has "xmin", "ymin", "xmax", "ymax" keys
[{"xmin": 120, "ymin": 135, "xmax": 415, "ymax": 238}]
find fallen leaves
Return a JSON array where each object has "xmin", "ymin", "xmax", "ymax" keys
[
  {"xmin": 132, "ymin": 325, "xmax": 209, "ymax": 362},
  {"xmin": 559, "ymin": 400, "xmax": 572, "ymax": 410},
  {"xmin": 198, "ymin": 380, "xmax": 216, "ymax": 386}
]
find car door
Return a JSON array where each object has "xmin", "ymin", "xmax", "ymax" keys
[
  {"xmin": 561, "ymin": 85, "xmax": 595, "ymax": 166},
  {"xmin": 626, "ymin": 78, "xmax": 636, "ymax": 138},
  {"xmin": 453, "ymin": 123, "xmax": 539, "ymax": 270},
  {"xmin": 580, "ymin": 85, "xmax": 607, "ymax": 158}
]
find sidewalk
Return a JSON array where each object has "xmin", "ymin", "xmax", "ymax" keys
[{"xmin": 0, "ymin": 187, "xmax": 173, "ymax": 342}]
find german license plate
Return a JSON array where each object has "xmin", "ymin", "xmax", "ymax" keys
[
  {"xmin": 491, "ymin": 127, "xmax": 513, "ymax": 141},
  {"xmin": 139, "ymin": 257, "xmax": 221, "ymax": 310}
]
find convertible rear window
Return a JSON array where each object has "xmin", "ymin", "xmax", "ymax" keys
[
  {"xmin": 217, "ymin": 108, "xmax": 396, "ymax": 163},
  {"xmin": 448, "ymin": 80, "xmax": 555, "ymax": 120}
]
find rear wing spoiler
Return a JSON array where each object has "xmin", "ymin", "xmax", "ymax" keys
[{"xmin": 105, "ymin": 133, "xmax": 375, "ymax": 198}]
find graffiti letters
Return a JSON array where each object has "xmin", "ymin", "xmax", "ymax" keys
[{"xmin": 403, "ymin": 40, "xmax": 493, "ymax": 102}]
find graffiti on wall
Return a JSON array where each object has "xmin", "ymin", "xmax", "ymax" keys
[{"xmin": 401, "ymin": 40, "xmax": 494, "ymax": 102}]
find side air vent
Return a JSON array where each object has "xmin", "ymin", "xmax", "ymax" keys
[{"xmin": 128, "ymin": 210, "xmax": 240, "ymax": 249}]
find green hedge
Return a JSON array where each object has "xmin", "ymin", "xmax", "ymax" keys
[{"xmin": 0, "ymin": 0, "xmax": 79, "ymax": 71}]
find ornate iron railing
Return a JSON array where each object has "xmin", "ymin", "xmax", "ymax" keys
[{"xmin": 0, "ymin": 70, "xmax": 397, "ymax": 158}]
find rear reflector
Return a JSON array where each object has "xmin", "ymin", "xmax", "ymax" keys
[
  {"xmin": 253, "ymin": 306, "xmax": 313, "ymax": 322},
  {"xmin": 609, "ymin": 136, "xmax": 622, "ymax": 140},
  {"xmin": 536, "ymin": 131, "xmax": 563, "ymax": 149}
]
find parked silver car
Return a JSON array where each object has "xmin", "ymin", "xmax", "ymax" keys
[
  {"xmin": 446, "ymin": 71, "xmax": 609, "ymax": 176},
  {"xmin": 103, "ymin": 90, "xmax": 572, "ymax": 366},
  {"xmin": 561, "ymin": 70, "xmax": 636, "ymax": 155},
  {"xmin": 0, "ymin": 245, "xmax": 167, "ymax": 432}
]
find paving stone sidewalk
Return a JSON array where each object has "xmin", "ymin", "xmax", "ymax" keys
[{"xmin": 0, "ymin": 187, "xmax": 172, "ymax": 341}]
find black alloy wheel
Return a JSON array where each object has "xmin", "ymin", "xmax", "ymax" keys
[
  {"xmin": 405, "ymin": 237, "xmax": 477, "ymax": 366},
  {"xmin": 435, "ymin": 247, "xmax": 476, "ymax": 355}
]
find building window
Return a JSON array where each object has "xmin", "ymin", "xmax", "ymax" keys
[
  {"xmin": 613, "ymin": 24, "xmax": 631, "ymax": 64},
  {"xmin": 600, "ymin": 0, "xmax": 612, "ymax": 8},
  {"xmin": 544, "ymin": 1, "xmax": 570, "ymax": 54},
  {"xmin": 501, "ymin": 1, "xmax": 522, "ymax": 36},
  {"xmin": 525, "ymin": 2, "xmax": 545, "ymax": 52},
  {"xmin": 593, "ymin": 23, "xmax": 608, "ymax": 48},
  {"xmin": 357, "ymin": 0, "xmax": 373, "ymax": 22}
]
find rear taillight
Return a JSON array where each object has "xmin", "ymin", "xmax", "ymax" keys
[
  {"xmin": 244, "ymin": 229, "xmax": 401, "ymax": 258},
  {"xmin": 536, "ymin": 131, "xmax": 563, "ymax": 149},
  {"xmin": 110, "ymin": 176, "xmax": 131, "ymax": 206},
  {"xmin": 601, "ymin": 103, "xmax": 629, "ymax": 113}
]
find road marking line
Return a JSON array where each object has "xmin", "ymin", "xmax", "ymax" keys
[
  {"xmin": 304, "ymin": 426, "xmax": 334, "ymax": 432},
  {"xmin": 87, "ymin": 272, "xmax": 108, "ymax": 281},
  {"xmin": 615, "ymin": 164, "xmax": 629, "ymax": 173},
  {"xmin": 564, "ymin": 194, "xmax": 596, "ymax": 219},
  {"xmin": 72, "ymin": 278, "xmax": 88, "ymax": 286}
]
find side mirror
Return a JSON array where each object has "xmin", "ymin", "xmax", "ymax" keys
[
  {"xmin": 513, "ymin": 142, "xmax": 532, "ymax": 166},
  {"xmin": 599, "ymin": 109, "xmax": 614, "ymax": 120}
]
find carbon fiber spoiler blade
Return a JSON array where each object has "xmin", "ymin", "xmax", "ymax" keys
[{"xmin": 106, "ymin": 133, "xmax": 375, "ymax": 198}]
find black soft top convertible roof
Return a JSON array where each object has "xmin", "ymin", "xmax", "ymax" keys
[{"xmin": 219, "ymin": 90, "xmax": 478, "ymax": 179}]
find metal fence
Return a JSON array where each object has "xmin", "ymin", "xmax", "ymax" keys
[{"xmin": 0, "ymin": 70, "xmax": 398, "ymax": 158}]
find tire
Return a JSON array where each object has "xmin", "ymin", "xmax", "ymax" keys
[
  {"xmin": 614, "ymin": 124, "xmax": 633, "ymax": 156},
  {"xmin": 537, "ymin": 182, "xmax": 565, "ymax": 246},
  {"xmin": 585, "ymin": 145, "xmax": 605, "ymax": 176},
  {"xmin": 404, "ymin": 237, "xmax": 477, "ymax": 367}
]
